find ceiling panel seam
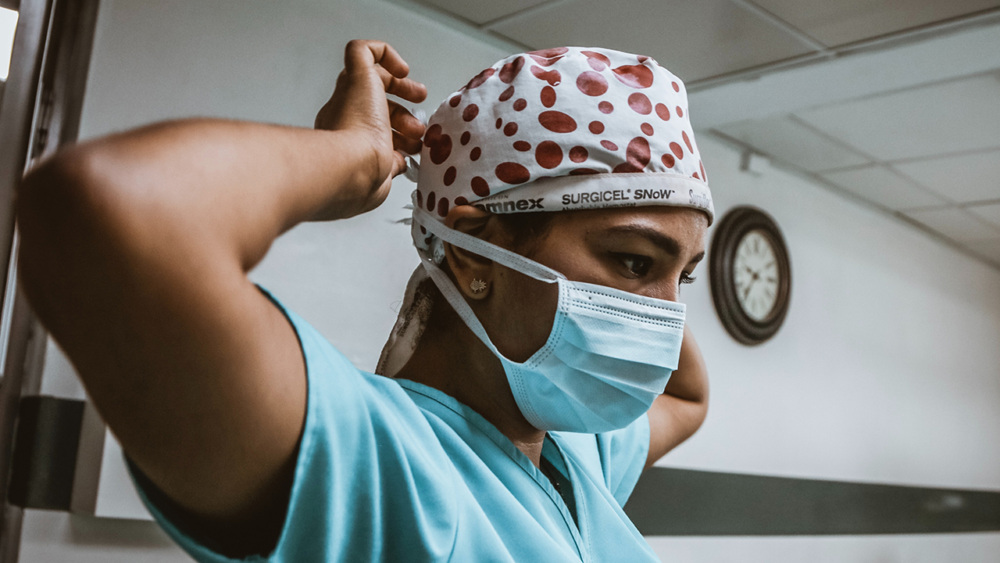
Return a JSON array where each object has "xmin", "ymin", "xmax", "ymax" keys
[
  {"xmin": 382, "ymin": 0, "xmax": 533, "ymax": 52},
  {"xmin": 689, "ymin": 9, "xmax": 1000, "ymax": 90},
  {"xmin": 728, "ymin": 0, "xmax": 831, "ymax": 54},
  {"xmin": 480, "ymin": 0, "xmax": 569, "ymax": 31}
]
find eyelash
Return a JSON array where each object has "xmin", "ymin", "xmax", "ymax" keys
[
  {"xmin": 614, "ymin": 253, "xmax": 652, "ymax": 278},
  {"xmin": 680, "ymin": 273, "xmax": 697, "ymax": 285}
]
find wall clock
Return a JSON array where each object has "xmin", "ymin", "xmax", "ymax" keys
[{"xmin": 709, "ymin": 206, "xmax": 791, "ymax": 345}]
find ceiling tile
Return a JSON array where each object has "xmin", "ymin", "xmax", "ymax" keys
[
  {"xmin": 964, "ymin": 239, "xmax": 1000, "ymax": 264},
  {"xmin": 794, "ymin": 74, "xmax": 1000, "ymax": 162},
  {"xmin": 903, "ymin": 207, "xmax": 1000, "ymax": 241},
  {"xmin": 967, "ymin": 202, "xmax": 1000, "ymax": 227},
  {"xmin": 715, "ymin": 115, "xmax": 871, "ymax": 172},
  {"xmin": 752, "ymin": 0, "xmax": 1000, "ymax": 47},
  {"xmin": 489, "ymin": 0, "xmax": 814, "ymax": 82},
  {"xmin": 417, "ymin": 0, "xmax": 553, "ymax": 25},
  {"xmin": 892, "ymin": 149, "xmax": 1000, "ymax": 204},
  {"xmin": 820, "ymin": 165, "xmax": 949, "ymax": 210}
]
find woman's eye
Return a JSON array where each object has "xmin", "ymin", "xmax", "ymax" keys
[
  {"xmin": 680, "ymin": 272, "xmax": 697, "ymax": 285},
  {"xmin": 616, "ymin": 254, "xmax": 652, "ymax": 278}
]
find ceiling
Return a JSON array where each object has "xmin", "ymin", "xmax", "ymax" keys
[{"xmin": 388, "ymin": 0, "xmax": 1000, "ymax": 269}]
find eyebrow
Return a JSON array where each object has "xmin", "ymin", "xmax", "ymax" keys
[{"xmin": 603, "ymin": 225, "xmax": 705, "ymax": 264}]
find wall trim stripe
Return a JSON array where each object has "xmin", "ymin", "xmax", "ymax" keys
[{"xmin": 625, "ymin": 467, "xmax": 1000, "ymax": 536}]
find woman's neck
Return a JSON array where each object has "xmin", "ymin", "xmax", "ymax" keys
[{"xmin": 393, "ymin": 316, "xmax": 547, "ymax": 466}]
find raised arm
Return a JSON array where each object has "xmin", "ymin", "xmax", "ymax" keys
[
  {"xmin": 645, "ymin": 325, "xmax": 709, "ymax": 468},
  {"xmin": 16, "ymin": 41, "xmax": 425, "ymax": 548}
]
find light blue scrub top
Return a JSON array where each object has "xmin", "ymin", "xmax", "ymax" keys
[{"xmin": 129, "ymin": 289, "xmax": 658, "ymax": 562}]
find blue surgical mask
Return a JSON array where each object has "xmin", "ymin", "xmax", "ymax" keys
[{"xmin": 413, "ymin": 208, "xmax": 686, "ymax": 433}]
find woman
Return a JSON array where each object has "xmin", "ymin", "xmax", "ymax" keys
[{"xmin": 17, "ymin": 41, "xmax": 710, "ymax": 561}]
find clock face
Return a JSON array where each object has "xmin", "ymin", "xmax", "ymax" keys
[
  {"xmin": 709, "ymin": 207, "xmax": 791, "ymax": 345},
  {"xmin": 733, "ymin": 230, "xmax": 779, "ymax": 322}
]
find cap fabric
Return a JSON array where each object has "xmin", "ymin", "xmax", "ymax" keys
[{"xmin": 410, "ymin": 46, "xmax": 713, "ymax": 259}]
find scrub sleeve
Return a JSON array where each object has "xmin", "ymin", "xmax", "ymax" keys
[{"xmin": 126, "ymin": 288, "xmax": 657, "ymax": 562}]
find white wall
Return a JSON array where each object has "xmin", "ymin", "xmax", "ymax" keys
[
  {"xmin": 21, "ymin": 0, "xmax": 1000, "ymax": 561},
  {"xmin": 661, "ymin": 134, "xmax": 1000, "ymax": 491}
]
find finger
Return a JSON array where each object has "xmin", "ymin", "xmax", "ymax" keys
[
  {"xmin": 344, "ymin": 39, "xmax": 409, "ymax": 79},
  {"xmin": 388, "ymin": 77, "xmax": 428, "ymax": 104},
  {"xmin": 390, "ymin": 150, "xmax": 408, "ymax": 179},
  {"xmin": 388, "ymin": 101, "xmax": 426, "ymax": 138},
  {"xmin": 373, "ymin": 67, "xmax": 427, "ymax": 104},
  {"xmin": 392, "ymin": 130, "xmax": 423, "ymax": 155}
]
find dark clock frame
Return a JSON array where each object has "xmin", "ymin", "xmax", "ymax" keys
[{"xmin": 709, "ymin": 206, "xmax": 791, "ymax": 345}]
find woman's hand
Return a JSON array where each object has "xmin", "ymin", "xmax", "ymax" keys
[{"xmin": 313, "ymin": 40, "xmax": 427, "ymax": 219}]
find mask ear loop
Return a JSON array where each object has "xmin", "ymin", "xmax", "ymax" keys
[
  {"xmin": 412, "ymin": 206, "xmax": 566, "ymax": 284},
  {"xmin": 411, "ymin": 206, "xmax": 564, "ymax": 361}
]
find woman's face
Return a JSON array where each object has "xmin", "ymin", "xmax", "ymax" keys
[{"xmin": 483, "ymin": 206, "xmax": 708, "ymax": 363}]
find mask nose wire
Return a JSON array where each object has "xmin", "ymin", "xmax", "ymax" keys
[{"xmin": 412, "ymin": 205, "xmax": 565, "ymax": 284}]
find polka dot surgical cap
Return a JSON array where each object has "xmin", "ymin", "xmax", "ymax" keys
[{"xmin": 410, "ymin": 46, "xmax": 714, "ymax": 257}]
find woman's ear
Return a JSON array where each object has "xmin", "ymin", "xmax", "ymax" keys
[{"xmin": 443, "ymin": 205, "xmax": 497, "ymax": 301}]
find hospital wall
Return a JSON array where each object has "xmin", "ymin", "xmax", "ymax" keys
[{"xmin": 18, "ymin": 0, "xmax": 1000, "ymax": 561}]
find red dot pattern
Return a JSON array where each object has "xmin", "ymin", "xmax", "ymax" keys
[
  {"xmin": 530, "ymin": 65, "xmax": 562, "ymax": 86},
  {"xmin": 465, "ymin": 68, "xmax": 495, "ymax": 90},
  {"xmin": 471, "ymin": 176, "xmax": 490, "ymax": 196},
  {"xmin": 613, "ymin": 137, "xmax": 650, "ymax": 173},
  {"xmin": 499, "ymin": 56, "xmax": 526, "ymax": 83},
  {"xmin": 496, "ymin": 162, "xmax": 531, "ymax": 184},
  {"xmin": 541, "ymin": 86, "xmax": 556, "ymax": 108},
  {"xmin": 539, "ymin": 111, "xmax": 577, "ymax": 133},
  {"xmin": 416, "ymin": 46, "xmax": 708, "ymax": 227},
  {"xmin": 581, "ymin": 50, "xmax": 610, "ymax": 70},
  {"xmin": 670, "ymin": 142, "xmax": 684, "ymax": 159},
  {"xmin": 628, "ymin": 92, "xmax": 652, "ymax": 115},
  {"xmin": 528, "ymin": 47, "xmax": 568, "ymax": 67},
  {"xmin": 423, "ymin": 124, "xmax": 452, "ymax": 165},
  {"xmin": 576, "ymin": 71, "xmax": 608, "ymax": 96},
  {"xmin": 612, "ymin": 64, "xmax": 654, "ymax": 88},
  {"xmin": 535, "ymin": 141, "xmax": 563, "ymax": 169}
]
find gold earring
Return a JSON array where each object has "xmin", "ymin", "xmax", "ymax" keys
[{"xmin": 470, "ymin": 279, "xmax": 488, "ymax": 294}]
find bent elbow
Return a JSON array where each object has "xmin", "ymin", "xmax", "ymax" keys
[{"xmin": 16, "ymin": 147, "xmax": 126, "ymax": 316}]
